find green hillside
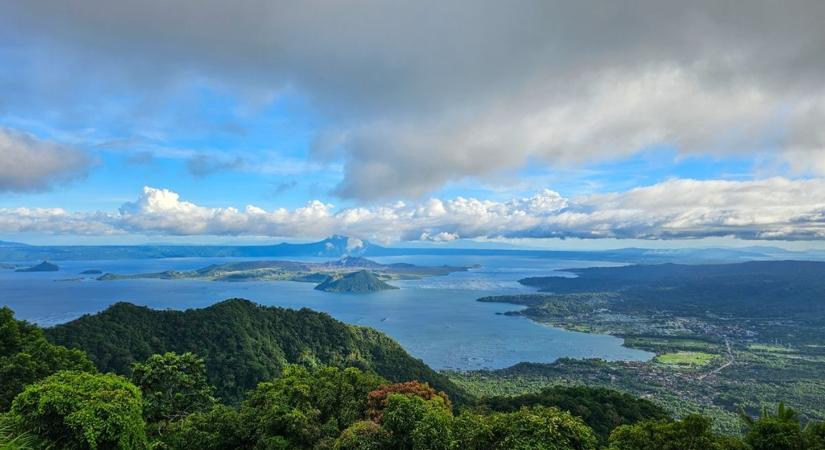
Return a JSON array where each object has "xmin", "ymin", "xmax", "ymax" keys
[
  {"xmin": 44, "ymin": 299, "xmax": 465, "ymax": 403},
  {"xmin": 315, "ymin": 270, "xmax": 399, "ymax": 293}
]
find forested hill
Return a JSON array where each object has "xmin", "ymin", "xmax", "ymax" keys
[
  {"xmin": 44, "ymin": 299, "xmax": 467, "ymax": 403},
  {"xmin": 314, "ymin": 270, "xmax": 399, "ymax": 292}
]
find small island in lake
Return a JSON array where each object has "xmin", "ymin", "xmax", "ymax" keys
[
  {"xmin": 80, "ymin": 269, "xmax": 103, "ymax": 275},
  {"xmin": 97, "ymin": 256, "xmax": 466, "ymax": 282},
  {"xmin": 314, "ymin": 270, "xmax": 399, "ymax": 293},
  {"xmin": 15, "ymin": 261, "xmax": 59, "ymax": 272}
]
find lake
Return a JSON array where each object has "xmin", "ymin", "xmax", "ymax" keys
[{"xmin": 0, "ymin": 255, "xmax": 653, "ymax": 370}]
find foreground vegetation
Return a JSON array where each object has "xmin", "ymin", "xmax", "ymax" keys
[{"xmin": 4, "ymin": 300, "xmax": 825, "ymax": 448}]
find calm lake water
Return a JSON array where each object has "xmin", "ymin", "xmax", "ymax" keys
[{"xmin": 0, "ymin": 255, "xmax": 653, "ymax": 370}]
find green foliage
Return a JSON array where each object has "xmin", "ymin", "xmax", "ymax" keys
[
  {"xmin": 803, "ymin": 422, "xmax": 825, "ymax": 449},
  {"xmin": 478, "ymin": 385, "xmax": 669, "ymax": 446},
  {"xmin": 130, "ymin": 352, "xmax": 216, "ymax": 428},
  {"xmin": 380, "ymin": 394, "xmax": 453, "ymax": 450},
  {"xmin": 367, "ymin": 381, "xmax": 451, "ymax": 422},
  {"xmin": 339, "ymin": 381, "xmax": 597, "ymax": 450},
  {"xmin": 455, "ymin": 406, "xmax": 598, "ymax": 450},
  {"xmin": 741, "ymin": 403, "xmax": 807, "ymax": 450},
  {"xmin": 654, "ymin": 351, "xmax": 719, "ymax": 367},
  {"xmin": 315, "ymin": 270, "xmax": 398, "ymax": 293},
  {"xmin": 6, "ymin": 301, "xmax": 825, "ymax": 449},
  {"xmin": 9, "ymin": 371, "xmax": 146, "ymax": 450},
  {"xmin": 0, "ymin": 415, "xmax": 43, "ymax": 450},
  {"xmin": 159, "ymin": 405, "xmax": 245, "ymax": 450},
  {"xmin": 609, "ymin": 415, "xmax": 737, "ymax": 450},
  {"xmin": 334, "ymin": 420, "xmax": 391, "ymax": 450},
  {"xmin": 238, "ymin": 365, "xmax": 386, "ymax": 449},
  {"xmin": 45, "ymin": 299, "xmax": 468, "ymax": 404},
  {"xmin": 0, "ymin": 307, "xmax": 95, "ymax": 411}
]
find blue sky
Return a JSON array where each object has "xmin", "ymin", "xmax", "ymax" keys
[{"xmin": 2, "ymin": 1, "xmax": 825, "ymax": 247}]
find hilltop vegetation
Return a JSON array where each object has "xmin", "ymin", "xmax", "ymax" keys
[
  {"xmin": 44, "ymin": 299, "xmax": 466, "ymax": 404},
  {"xmin": 315, "ymin": 270, "xmax": 399, "ymax": 293},
  {"xmin": 0, "ymin": 307, "xmax": 94, "ymax": 410},
  {"xmin": 477, "ymin": 386, "xmax": 670, "ymax": 446},
  {"xmin": 4, "ymin": 302, "xmax": 825, "ymax": 448}
]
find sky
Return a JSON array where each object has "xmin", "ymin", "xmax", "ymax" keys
[{"xmin": 2, "ymin": 0, "xmax": 825, "ymax": 248}]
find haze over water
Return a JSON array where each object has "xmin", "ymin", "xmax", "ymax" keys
[{"xmin": 0, "ymin": 255, "xmax": 651, "ymax": 370}]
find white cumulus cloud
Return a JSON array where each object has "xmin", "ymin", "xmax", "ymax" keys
[{"xmin": 2, "ymin": 179, "xmax": 825, "ymax": 241}]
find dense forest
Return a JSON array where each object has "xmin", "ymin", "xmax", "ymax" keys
[
  {"xmin": 3, "ymin": 301, "xmax": 825, "ymax": 449},
  {"xmin": 44, "ymin": 299, "xmax": 464, "ymax": 404}
]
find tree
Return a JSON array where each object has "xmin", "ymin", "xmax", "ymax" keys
[
  {"xmin": 367, "ymin": 381, "xmax": 451, "ymax": 422},
  {"xmin": 239, "ymin": 365, "xmax": 386, "ymax": 449},
  {"xmin": 0, "ymin": 307, "xmax": 95, "ymax": 410},
  {"xmin": 9, "ymin": 371, "xmax": 147, "ymax": 449},
  {"xmin": 479, "ymin": 385, "xmax": 668, "ymax": 446},
  {"xmin": 159, "ymin": 404, "xmax": 246, "ymax": 450},
  {"xmin": 380, "ymin": 394, "xmax": 454, "ymax": 450},
  {"xmin": 478, "ymin": 406, "xmax": 597, "ymax": 450},
  {"xmin": 334, "ymin": 420, "xmax": 391, "ymax": 450},
  {"xmin": 609, "ymin": 415, "xmax": 740, "ymax": 450},
  {"xmin": 131, "ymin": 352, "xmax": 216, "ymax": 429},
  {"xmin": 803, "ymin": 422, "xmax": 825, "ymax": 449},
  {"xmin": 741, "ymin": 403, "xmax": 806, "ymax": 450},
  {"xmin": 452, "ymin": 412, "xmax": 495, "ymax": 450}
]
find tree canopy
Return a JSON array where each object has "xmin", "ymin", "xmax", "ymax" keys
[
  {"xmin": 0, "ymin": 306, "xmax": 95, "ymax": 410},
  {"xmin": 45, "ymin": 299, "xmax": 467, "ymax": 404}
]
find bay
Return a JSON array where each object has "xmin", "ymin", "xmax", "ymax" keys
[{"xmin": 0, "ymin": 255, "xmax": 653, "ymax": 370}]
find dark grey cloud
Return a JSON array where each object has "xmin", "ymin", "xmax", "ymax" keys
[
  {"xmin": 3, "ymin": 1, "xmax": 825, "ymax": 199},
  {"xmin": 0, "ymin": 127, "xmax": 93, "ymax": 192}
]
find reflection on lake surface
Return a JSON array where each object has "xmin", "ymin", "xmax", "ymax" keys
[{"xmin": 0, "ymin": 255, "xmax": 653, "ymax": 370}]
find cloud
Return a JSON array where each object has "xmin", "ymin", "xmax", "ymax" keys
[
  {"xmin": 186, "ymin": 154, "xmax": 246, "ymax": 177},
  {"xmin": 0, "ymin": 127, "xmax": 93, "ymax": 192},
  {"xmin": 2, "ymin": 179, "xmax": 825, "ymax": 241},
  {"xmin": 4, "ymin": 1, "xmax": 825, "ymax": 199},
  {"xmin": 0, "ymin": 207, "xmax": 116, "ymax": 235},
  {"xmin": 272, "ymin": 180, "xmax": 298, "ymax": 195}
]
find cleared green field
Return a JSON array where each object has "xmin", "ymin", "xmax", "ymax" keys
[
  {"xmin": 626, "ymin": 337, "xmax": 720, "ymax": 352},
  {"xmin": 655, "ymin": 351, "xmax": 719, "ymax": 367},
  {"xmin": 748, "ymin": 344, "xmax": 797, "ymax": 353}
]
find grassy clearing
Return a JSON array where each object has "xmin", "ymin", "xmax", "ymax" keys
[
  {"xmin": 748, "ymin": 344, "xmax": 797, "ymax": 353},
  {"xmin": 655, "ymin": 351, "xmax": 719, "ymax": 367},
  {"xmin": 626, "ymin": 337, "xmax": 720, "ymax": 353}
]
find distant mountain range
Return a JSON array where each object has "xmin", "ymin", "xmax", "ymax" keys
[{"xmin": 0, "ymin": 234, "xmax": 822, "ymax": 264}]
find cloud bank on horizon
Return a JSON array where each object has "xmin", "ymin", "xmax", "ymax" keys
[
  {"xmin": 2, "ymin": 1, "xmax": 825, "ymax": 243},
  {"xmin": 2, "ymin": 179, "xmax": 825, "ymax": 242}
]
